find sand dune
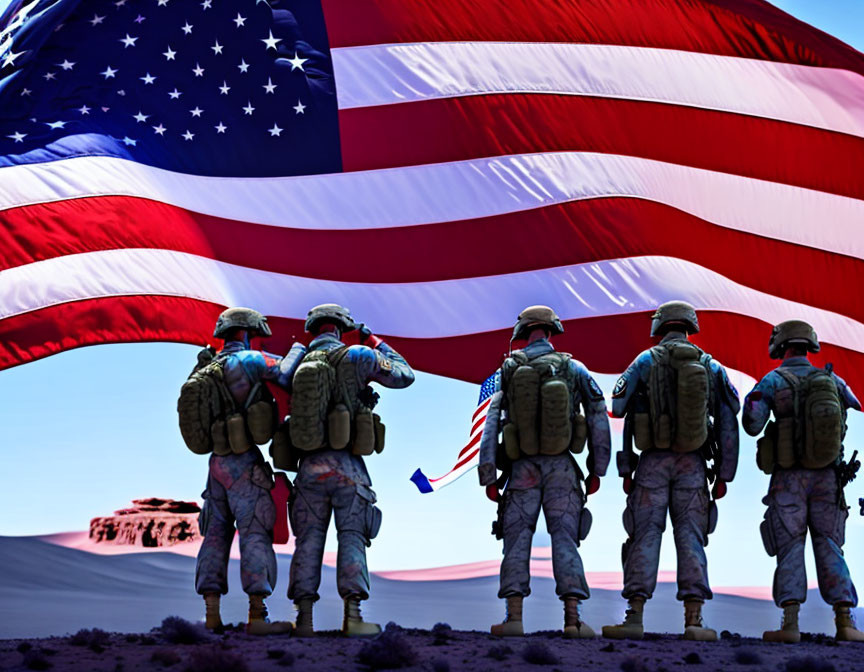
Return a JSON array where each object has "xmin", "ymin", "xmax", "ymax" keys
[{"xmin": 0, "ymin": 536, "xmax": 846, "ymax": 639}]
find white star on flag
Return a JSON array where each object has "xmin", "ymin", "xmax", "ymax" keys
[
  {"xmin": 133, "ymin": 112, "xmax": 149, "ymax": 122},
  {"xmin": 288, "ymin": 52, "xmax": 308, "ymax": 71},
  {"xmin": 261, "ymin": 30, "xmax": 281, "ymax": 50},
  {"xmin": 193, "ymin": 63, "xmax": 204, "ymax": 77},
  {"xmin": 100, "ymin": 66, "xmax": 117, "ymax": 79},
  {"xmin": 181, "ymin": 22, "xmax": 193, "ymax": 34},
  {"xmin": 293, "ymin": 99, "xmax": 306, "ymax": 114},
  {"xmin": 163, "ymin": 46, "xmax": 176, "ymax": 61},
  {"xmin": 168, "ymin": 88, "xmax": 182, "ymax": 99},
  {"xmin": 238, "ymin": 59, "xmax": 250, "ymax": 73},
  {"xmin": 219, "ymin": 81, "xmax": 230, "ymax": 95},
  {"xmin": 212, "ymin": 40, "xmax": 223, "ymax": 55},
  {"xmin": 190, "ymin": 107, "xmax": 204, "ymax": 117},
  {"xmin": 120, "ymin": 34, "xmax": 138, "ymax": 48},
  {"xmin": 58, "ymin": 59, "xmax": 75, "ymax": 70},
  {"xmin": 152, "ymin": 124, "xmax": 166, "ymax": 135},
  {"xmin": 268, "ymin": 123, "xmax": 282, "ymax": 136},
  {"xmin": 243, "ymin": 101, "xmax": 255, "ymax": 115},
  {"xmin": 140, "ymin": 73, "xmax": 156, "ymax": 84},
  {"xmin": 7, "ymin": 132, "xmax": 26, "ymax": 143},
  {"xmin": 182, "ymin": 130, "xmax": 194, "ymax": 140},
  {"xmin": 233, "ymin": 13, "xmax": 246, "ymax": 27},
  {"xmin": 215, "ymin": 122, "xmax": 227, "ymax": 133},
  {"xmin": 263, "ymin": 77, "xmax": 277, "ymax": 94}
]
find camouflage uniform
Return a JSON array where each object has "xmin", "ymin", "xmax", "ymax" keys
[
  {"xmin": 611, "ymin": 331, "xmax": 740, "ymax": 603},
  {"xmin": 478, "ymin": 337, "xmax": 612, "ymax": 600},
  {"xmin": 287, "ymin": 333, "xmax": 414, "ymax": 602},
  {"xmin": 195, "ymin": 339, "xmax": 306, "ymax": 597},
  {"xmin": 743, "ymin": 356, "xmax": 860, "ymax": 608}
]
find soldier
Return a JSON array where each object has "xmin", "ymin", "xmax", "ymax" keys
[
  {"xmin": 602, "ymin": 301, "xmax": 740, "ymax": 641},
  {"xmin": 286, "ymin": 304, "xmax": 414, "ymax": 637},
  {"xmin": 478, "ymin": 305, "xmax": 611, "ymax": 639},
  {"xmin": 742, "ymin": 320, "xmax": 864, "ymax": 643},
  {"xmin": 189, "ymin": 307, "xmax": 306, "ymax": 634}
]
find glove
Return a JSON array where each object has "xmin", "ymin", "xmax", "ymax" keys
[
  {"xmin": 357, "ymin": 323, "xmax": 384, "ymax": 348},
  {"xmin": 712, "ymin": 479, "xmax": 727, "ymax": 500},
  {"xmin": 485, "ymin": 484, "xmax": 500, "ymax": 503},
  {"xmin": 585, "ymin": 473, "xmax": 600, "ymax": 496},
  {"xmin": 623, "ymin": 475, "xmax": 633, "ymax": 495}
]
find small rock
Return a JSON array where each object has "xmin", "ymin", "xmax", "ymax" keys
[{"xmin": 682, "ymin": 652, "xmax": 702, "ymax": 664}]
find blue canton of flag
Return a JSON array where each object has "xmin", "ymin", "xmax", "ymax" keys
[
  {"xmin": 477, "ymin": 370, "xmax": 500, "ymax": 405},
  {"xmin": 0, "ymin": 0, "xmax": 341, "ymax": 176}
]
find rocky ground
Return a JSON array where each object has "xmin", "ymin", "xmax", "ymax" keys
[{"xmin": 0, "ymin": 620, "xmax": 861, "ymax": 672}]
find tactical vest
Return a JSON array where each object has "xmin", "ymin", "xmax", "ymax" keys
[
  {"xmin": 288, "ymin": 346, "xmax": 385, "ymax": 456},
  {"xmin": 500, "ymin": 350, "xmax": 587, "ymax": 460},
  {"xmin": 633, "ymin": 341, "xmax": 713, "ymax": 453},
  {"xmin": 756, "ymin": 368, "xmax": 843, "ymax": 474},
  {"xmin": 178, "ymin": 354, "xmax": 276, "ymax": 456}
]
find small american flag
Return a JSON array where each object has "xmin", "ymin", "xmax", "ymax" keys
[{"xmin": 411, "ymin": 371, "xmax": 500, "ymax": 493}]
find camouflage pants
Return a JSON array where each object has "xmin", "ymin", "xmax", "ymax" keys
[
  {"xmin": 622, "ymin": 451, "xmax": 713, "ymax": 602},
  {"xmin": 499, "ymin": 454, "xmax": 590, "ymax": 600},
  {"xmin": 762, "ymin": 467, "xmax": 857, "ymax": 607},
  {"xmin": 287, "ymin": 452, "xmax": 380, "ymax": 602},
  {"xmin": 195, "ymin": 450, "xmax": 277, "ymax": 596}
]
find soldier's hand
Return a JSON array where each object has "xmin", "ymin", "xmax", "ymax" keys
[
  {"xmin": 585, "ymin": 473, "xmax": 600, "ymax": 496},
  {"xmin": 712, "ymin": 479, "xmax": 727, "ymax": 499},
  {"xmin": 358, "ymin": 324, "xmax": 384, "ymax": 348},
  {"xmin": 623, "ymin": 475, "xmax": 633, "ymax": 495},
  {"xmin": 485, "ymin": 484, "xmax": 500, "ymax": 503}
]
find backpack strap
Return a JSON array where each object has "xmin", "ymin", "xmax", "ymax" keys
[
  {"xmin": 775, "ymin": 368, "xmax": 803, "ymax": 455},
  {"xmin": 327, "ymin": 345, "xmax": 355, "ymax": 415}
]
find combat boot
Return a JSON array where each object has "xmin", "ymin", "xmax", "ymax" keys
[
  {"xmin": 563, "ymin": 596, "xmax": 596, "ymax": 639},
  {"xmin": 246, "ymin": 594, "xmax": 293, "ymax": 636},
  {"xmin": 835, "ymin": 604, "xmax": 864, "ymax": 642},
  {"xmin": 683, "ymin": 599, "xmax": 718, "ymax": 641},
  {"xmin": 763, "ymin": 602, "xmax": 801, "ymax": 643},
  {"xmin": 342, "ymin": 596, "xmax": 381, "ymax": 637},
  {"xmin": 203, "ymin": 592, "xmax": 223, "ymax": 631},
  {"xmin": 294, "ymin": 598, "xmax": 315, "ymax": 638},
  {"xmin": 602, "ymin": 598, "xmax": 645, "ymax": 640},
  {"xmin": 491, "ymin": 595, "xmax": 524, "ymax": 637}
]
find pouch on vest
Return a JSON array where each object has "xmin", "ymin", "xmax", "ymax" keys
[
  {"xmin": 328, "ymin": 403, "xmax": 351, "ymax": 450},
  {"xmin": 539, "ymin": 379, "xmax": 572, "ymax": 454},
  {"xmin": 776, "ymin": 417, "xmax": 796, "ymax": 469},
  {"xmin": 352, "ymin": 409, "xmax": 376, "ymax": 456},
  {"xmin": 373, "ymin": 414, "xmax": 385, "ymax": 454},
  {"xmin": 511, "ymin": 365, "xmax": 540, "ymax": 455},
  {"xmin": 270, "ymin": 421, "xmax": 299, "ymax": 472},
  {"xmin": 211, "ymin": 419, "xmax": 231, "ymax": 456},
  {"xmin": 227, "ymin": 412, "xmax": 252, "ymax": 454},
  {"xmin": 802, "ymin": 370, "xmax": 843, "ymax": 469},
  {"xmin": 756, "ymin": 421, "xmax": 777, "ymax": 475},
  {"xmin": 247, "ymin": 400, "xmax": 276, "ymax": 445},
  {"xmin": 289, "ymin": 350, "xmax": 337, "ymax": 451},
  {"xmin": 633, "ymin": 412, "xmax": 653, "ymax": 452},
  {"xmin": 570, "ymin": 414, "xmax": 587, "ymax": 454},
  {"xmin": 502, "ymin": 423, "xmax": 521, "ymax": 461}
]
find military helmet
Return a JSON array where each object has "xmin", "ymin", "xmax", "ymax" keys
[
  {"xmin": 512, "ymin": 305, "xmax": 564, "ymax": 341},
  {"xmin": 213, "ymin": 307, "xmax": 272, "ymax": 339},
  {"xmin": 768, "ymin": 320, "xmax": 820, "ymax": 359},
  {"xmin": 650, "ymin": 301, "xmax": 699, "ymax": 337},
  {"xmin": 304, "ymin": 303, "xmax": 356, "ymax": 334}
]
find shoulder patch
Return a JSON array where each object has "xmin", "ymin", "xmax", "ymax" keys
[
  {"xmin": 588, "ymin": 377, "xmax": 605, "ymax": 401},
  {"xmin": 612, "ymin": 375, "xmax": 627, "ymax": 399},
  {"xmin": 376, "ymin": 351, "xmax": 393, "ymax": 371}
]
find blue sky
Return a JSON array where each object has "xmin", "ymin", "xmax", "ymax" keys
[{"xmin": 2, "ymin": 1, "xmax": 863, "ymax": 589}]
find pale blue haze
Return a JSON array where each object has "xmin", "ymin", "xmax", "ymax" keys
[{"xmin": 1, "ymin": 1, "xmax": 862, "ymax": 592}]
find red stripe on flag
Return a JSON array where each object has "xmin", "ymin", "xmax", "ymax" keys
[
  {"xmin": 431, "ymin": 446, "xmax": 480, "ymax": 482},
  {"xmin": 322, "ymin": 0, "xmax": 864, "ymax": 76},
  {"xmin": 3, "ymin": 197, "xmax": 863, "ymax": 325},
  {"xmin": 472, "ymin": 396, "xmax": 492, "ymax": 422},
  {"xmin": 457, "ymin": 432, "xmax": 482, "ymax": 460},
  {"xmin": 3, "ymin": 299, "xmax": 863, "ymax": 403},
  {"xmin": 339, "ymin": 95, "xmax": 864, "ymax": 202}
]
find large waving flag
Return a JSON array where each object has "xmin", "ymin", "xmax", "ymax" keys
[{"xmin": 2, "ymin": 0, "xmax": 864, "ymax": 404}]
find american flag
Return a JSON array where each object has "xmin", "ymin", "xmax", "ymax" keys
[
  {"xmin": 411, "ymin": 371, "xmax": 500, "ymax": 493},
  {"xmin": 1, "ymin": 2, "xmax": 863, "ymax": 421}
]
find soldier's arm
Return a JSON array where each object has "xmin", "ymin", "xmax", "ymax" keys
[
  {"xmin": 478, "ymin": 389, "xmax": 504, "ymax": 486},
  {"xmin": 573, "ymin": 361, "xmax": 611, "ymax": 477},
  {"xmin": 713, "ymin": 364, "xmax": 740, "ymax": 483},
  {"xmin": 275, "ymin": 342, "xmax": 307, "ymax": 390},
  {"xmin": 354, "ymin": 342, "xmax": 415, "ymax": 389},
  {"xmin": 742, "ymin": 376, "xmax": 774, "ymax": 436},
  {"xmin": 610, "ymin": 353, "xmax": 649, "ymax": 418},
  {"xmin": 832, "ymin": 372, "xmax": 863, "ymax": 412}
]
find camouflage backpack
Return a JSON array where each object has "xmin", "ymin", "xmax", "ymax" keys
[
  {"xmin": 646, "ymin": 341, "xmax": 713, "ymax": 453},
  {"xmin": 501, "ymin": 350, "xmax": 587, "ymax": 459},
  {"xmin": 289, "ymin": 346, "xmax": 383, "ymax": 455},
  {"xmin": 177, "ymin": 355, "xmax": 235, "ymax": 455},
  {"xmin": 776, "ymin": 368, "xmax": 843, "ymax": 469}
]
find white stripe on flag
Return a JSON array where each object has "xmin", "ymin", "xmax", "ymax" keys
[
  {"xmin": 331, "ymin": 42, "xmax": 864, "ymax": 139},
  {"xmin": 2, "ymin": 153, "xmax": 863, "ymax": 261}
]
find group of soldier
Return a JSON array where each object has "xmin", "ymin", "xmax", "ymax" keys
[{"xmin": 179, "ymin": 300, "xmax": 863, "ymax": 643}]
